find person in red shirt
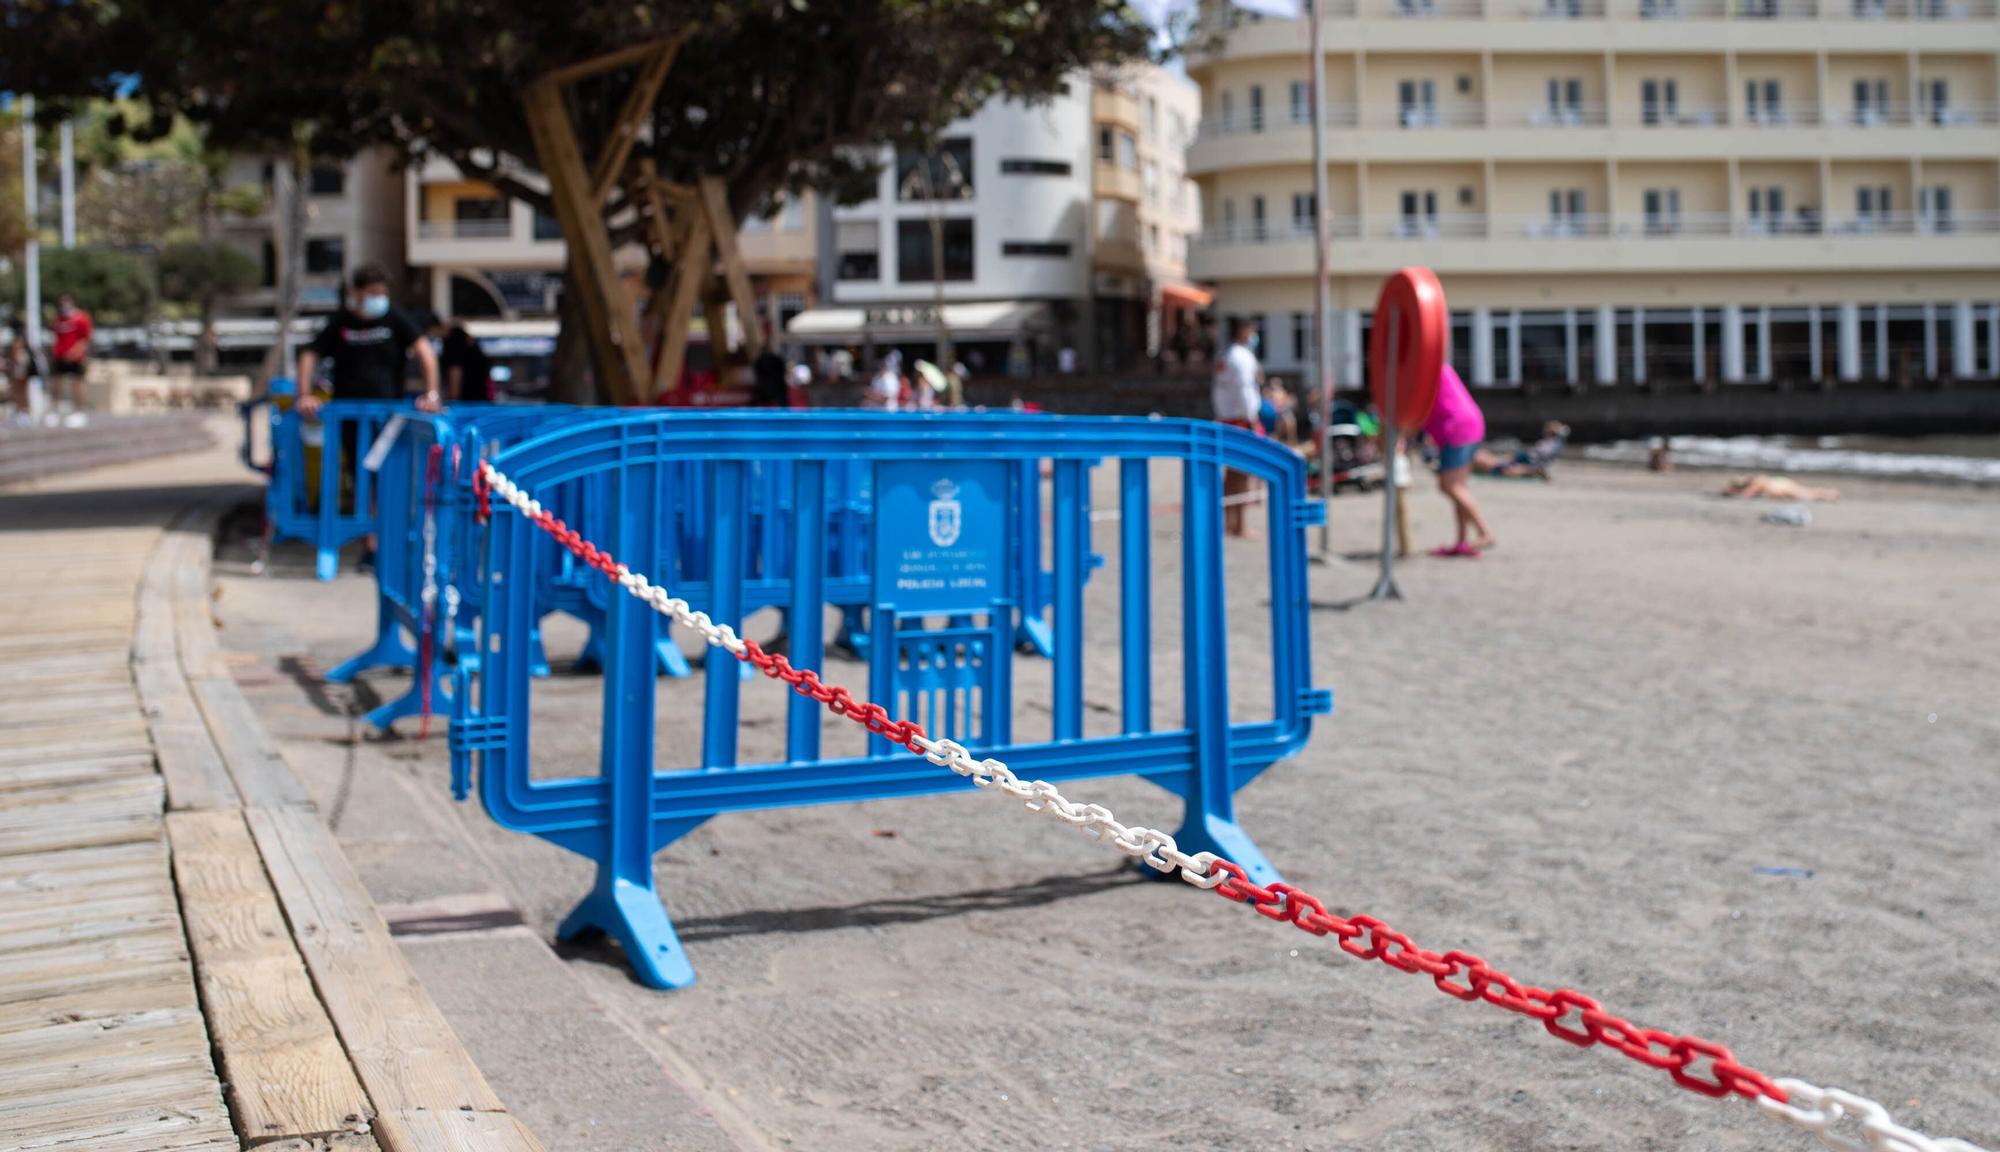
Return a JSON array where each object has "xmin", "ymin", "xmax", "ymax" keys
[{"xmin": 50, "ymin": 294, "xmax": 93, "ymax": 413}]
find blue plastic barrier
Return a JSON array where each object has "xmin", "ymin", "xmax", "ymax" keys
[
  {"xmin": 257, "ymin": 397, "xmax": 418, "ymax": 580},
  {"xmin": 448, "ymin": 411, "xmax": 1332, "ymax": 989}
]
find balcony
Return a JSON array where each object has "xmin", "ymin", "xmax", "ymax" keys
[
  {"xmin": 1742, "ymin": 103, "xmax": 1822, "ymax": 126},
  {"xmin": 1911, "ymin": 0, "xmax": 1999, "ymax": 15},
  {"xmin": 1092, "ymin": 86, "xmax": 1141, "ymax": 132},
  {"xmin": 1635, "ymin": 0, "xmax": 1729, "ymax": 16},
  {"xmin": 1514, "ymin": 0, "xmax": 1610, "ymax": 16},
  {"xmin": 1822, "ymin": 102, "xmax": 1913, "ymax": 127},
  {"xmin": 416, "ymin": 219, "xmax": 514, "ymax": 241},
  {"xmin": 1730, "ymin": 0, "xmax": 1820, "ymax": 15},
  {"xmin": 1372, "ymin": 213, "xmax": 1491, "ymax": 239},
  {"xmin": 1371, "ymin": 0, "xmax": 1486, "ymax": 15},
  {"xmin": 1095, "ymin": 163, "xmax": 1143, "ymax": 202}
]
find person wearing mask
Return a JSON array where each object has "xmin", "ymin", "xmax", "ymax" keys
[
  {"xmin": 1211, "ymin": 319, "xmax": 1264, "ymax": 537},
  {"xmin": 49, "ymin": 294, "xmax": 93, "ymax": 415}
]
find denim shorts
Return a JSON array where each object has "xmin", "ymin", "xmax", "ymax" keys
[{"xmin": 1437, "ymin": 441, "xmax": 1478, "ymax": 472}]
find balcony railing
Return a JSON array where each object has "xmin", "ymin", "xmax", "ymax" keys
[
  {"xmin": 1624, "ymin": 106, "xmax": 1730, "ymax": 128},
  {"xmin": 416, "ymin": 218, "xmax": 515, "ymax": 241},
  {"xmin": 1369, "ymin": 0, "xmax": 1484, "ymax": 13},
  {"xmin": 1919, "ymin": 103, "xmax": 2000, "ymax": 125},
  {"xmin": 1378, "ymin": 104, "xmax": 1486, "ymax": 129},
  {"xmin": 1517, "ymin": 0, "xmax": 1610, "ymax": 16},
  {"xmin": 1742, "ymin": 104, "xmax": 1822, "ymax": 126},
  {"xmin": 1638, "ymin": 0, "xmax": 1728, "ymax": 16},
  {"xmin": 1195, "ymin": 107, "xmax": 1360, "ymax": 140},
  {"xmin": 1510, "ymin": 102, "xmax": 1611, "ymax": 127},
  {"xmin": 1190, "ymin": 210, "xmax": 1999, "ymax": 249},
  {"xmin": 1822, "ymin": 103, "xmax": 1913, "ymax": 127},
  {"xmin": 1732, "ymin": 0, "xmax": 1819, "ymax": 15},
  {"xmin": 1911, "ymin": 0, "xmax": 1997, "ymax": 15}
]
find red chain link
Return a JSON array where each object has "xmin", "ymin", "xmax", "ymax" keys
[
  {"xmin": 471, "ymin": 462, "xmax": 492, "ymax": 523},
  {"xmin": 494, "ymin": 463, "xmax": 1786, "ymax": 1111},
  {"xmin": 1204, "ymin": 860, "xmax": 1788, "ymax": 1104}
]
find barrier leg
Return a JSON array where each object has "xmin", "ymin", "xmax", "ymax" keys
[
  {"xmin": 1169, "ymin": 455, "xmax": 1282, "ymax": 888},
  {"xmin": 528, "ymin": 624, "xmax": 552, "ymax": 679},
  {"xmin": 556, "ymin": 822, "xmax": 701, "ymax": 991},
  {"xmin": 327, "ymin": 596, "xmax": 415, "ymax": 683}
]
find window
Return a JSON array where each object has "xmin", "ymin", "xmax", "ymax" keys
[
  {"xmin": 896, "ymin": 137, "xmax": 974, "ymax": 201},
  {"xmin": 836, "ymin": 220, "xmax": 880, "ymax": 281},
  {"xmin": 1548, "ymin": 189, "xmax": 1587, "ymax": 234},
  {"xmin": 896, "ymin": 218, "xmax": 974, "ymax": 282},
  {"xmin": 1746, "ymin": 79, "xmax": 1783, "ymax": 123},
  {"xmin": 1145, "ymin": 95, "xmax": 1160, "ymax": 139},
  {"xmin": 1643, "ymin": 188, "xmax": 1682, "ymax": 234},
  {"xmin": 1002, "ymin": 240, "xmax": 1073, "ymax": 258},
  {"xmin": 1641, "ymin": 78, "xmax": 1679, "ymax": 125},
  {"xmin": 1116, "ymin": 131, "xmax": 1138, "ymax": 170},
  {"xmin": 1001, "ymin": 159, "xmax": 1073, "ymax": 177},
  {"xmin": 308, "ymin": 165, "xmax": 345, "ymax": 197},
  {"xmin": 1399, "ymin": 190, "xmax": 1439, "ymax": 235},
  {"xmin": 1250, "ymin": 195, "xmax": 1267, "ymax": 240},
  {"xmin": 1097, "ymin": 127, "xmax": 1114, "ymax": 162},
  {"xmin": 1143, "ymin": 162, "xmax": 1159, "ymax": 201},
  {"xmin": 1748, "ymin": 185, "xmax": 1786, "ymax": 232},
  {"xmin": 1924, "ymin": 79, "xmax": 1950, "ymax": 124},
  {"xmin": 1853, "ymin": 78, "xmax": 1890, "ymax": 124},
  {"xmin": 1398, "ymin": 79, "xmax": 1438, "ymax": 127},
  {"xmin": 303, "ymin": 237, "xmax": 345, "ymax": 275},
  {"xmin": 1292, "ymin": 312, "xmax": 1312, "ymax": 362},
  {"xmin": 1219, "ymin": 91, "xmax": 1235, "ymax": 131},
  {"xmin": 532, "ymin": 205, "xmax": 562, "ymax": 240},
  {"xmin": 1856, "ymin": 185, "xmax": 1893, "ymax": 228},
  {"xmin": 455, "ymin": 197, "xmax": 507, "ymax": 221},
  {"xmin": 1170, "ymin": 110, "xmax": 1188, "ymax": 147},
  {"xmin": 1248, "ymin": 85, "xmax": 1265, "ymax": 131},
  {"xmin": 1546, "ymin": 78, "xmax": 1585, "ymax": 122},
  {"xmin": 781, "ymin": 197, "xmax": 806, "ymax": 230},
  {"xmin": 260, "ymin": 240, "xmax": 276, "ymax": 288},
  {"xmin": 1291, "ymin": 193, "xmax": 1316, "ymax": 233},
  {"xmin": 1221, "ymin": 198, "xmax": 1236, "ymax": 237},
  {"xmin": 1919, "ymin": 185, "xmax": 1953, "ymax": 231},
  {"xmin": 1291, "ymin": 81, "xmax": 1311, "ymax": 124},
  {"xmin": 1148, "ymin": 224, "xmax": 1161, "ymax": 252}
]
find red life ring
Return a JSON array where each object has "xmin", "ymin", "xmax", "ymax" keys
[{"xmin": 1368, "ymin": 267, "xmax": 1449, "ymax": 432}]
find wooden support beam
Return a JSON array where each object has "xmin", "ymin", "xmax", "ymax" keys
[
  {"xmin": 652, "ymin": 208, "xmax": 710, "ymax": 397},
  {"xmin": 698, "ymin": 175, "xmax": 765, "ymax": 360},
  {"xmin": 523, "ymin": 77, "xmax": 650, "ymax": 406},
  {"xmin": 538, "ymin": 35, "xmax": 687, "ymax": 87},
  {"xmin": 589, "ymin": 42, "xmax": 681, "ymax": 206}
]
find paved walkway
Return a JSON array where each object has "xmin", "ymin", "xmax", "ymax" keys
[{"xmin": 0, "ymin": 432, "xmax": 543, "ymax": 1152}]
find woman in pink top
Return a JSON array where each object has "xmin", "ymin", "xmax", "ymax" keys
[{"xmin": 1422, "ymin": 364, "xmax": 1495, "ymax": 556}]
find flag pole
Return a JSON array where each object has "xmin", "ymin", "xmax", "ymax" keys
[{"xmin": 1308, "ymin": 0, "xmax": 1336, "ymax": 559}]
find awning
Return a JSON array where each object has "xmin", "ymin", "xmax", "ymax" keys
[
  {"xmin": 1160, "ymin": 283, "xmax": 1214, "ymax": 310},
  {"xmin": 786, "ymin": 301, "xmax": 1051, "ymax": 345}
]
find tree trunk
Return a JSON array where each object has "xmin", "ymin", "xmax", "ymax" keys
[
  {"xmin": 260, "ymin": 138, "xmax": 311, "ymax": 385},
  {"xmin": 550, "ymin": 270, "xmax": 598, "ymax": 405},
  {"xmin": 197, "ymin": 294, "xmax": 219, "ymax": 375}
]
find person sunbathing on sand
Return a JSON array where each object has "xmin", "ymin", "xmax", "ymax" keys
[{"xmin": 1721, "ymin": 474, "xmax": 1840, "ymax": 502}]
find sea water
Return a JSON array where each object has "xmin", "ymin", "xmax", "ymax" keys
[{"xmin": 1582, "ymin": 435, "xmax": 2000, "ymax": 485}]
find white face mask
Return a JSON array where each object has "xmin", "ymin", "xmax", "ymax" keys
[{"xmin": 357, "ymin": 293, "xmax": 390, "ymax": 320}]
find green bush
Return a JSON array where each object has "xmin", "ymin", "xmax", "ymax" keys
[{"xmin": 0, "ymin": 245, "xmax": 156, "ymax": 325}]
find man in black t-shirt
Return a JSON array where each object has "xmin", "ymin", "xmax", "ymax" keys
[{"xmin": 295, "ymin": 264, "xmax": 440, "ymax": 417}]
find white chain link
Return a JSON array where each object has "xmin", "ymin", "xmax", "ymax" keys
[
  {"xmin": 1758, "ymin": 1080, "xmax": 1990, "ymax": 1152},
  {"xmin": 477, "ymin": 460, "xmax": 1993, "ymax": 1152}
]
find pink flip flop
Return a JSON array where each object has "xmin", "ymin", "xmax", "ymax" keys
[{"xmin": 1429, "ymin": 543, "xmax": 1481, "ymax": 558}]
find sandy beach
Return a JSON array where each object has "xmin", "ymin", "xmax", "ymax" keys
[{"xmin": 214, "ymin": 458, "xmax": 2000, "ymax": 1152}]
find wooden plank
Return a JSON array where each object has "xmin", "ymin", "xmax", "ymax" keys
[
  {"xmin": 0, "ymin": 734, "xmax": 155, "ymax": 769},
  {"xmin": 374, "ymin": 1109, "xmax": 545, "ymax": 1152},
  {"xmin": 588, "ymin": 40, "xmax": 679, "ymax": 205},
  {"xmin": 246, "ymin": 804, "xmax": 504, "ymax": 1116},
  {"xmin": 0, "ymin": 717, "xmax": 151, "ymax": 749},
  {"xmin": 0, "ymin": 653, "xmax": 133, "ymax": 684},
  {"xmin": 0, "ymin": 837, "xmax": 163, "ymax": 883},
  {"xmin": 538, "ymin": 34, "xmax": 685, "ymax": 85},
  {"xmin": 653, "ymin": 207, "xmax": 711, "ymax": 397},
  {"xmin": 135, "ymin": 512, "xmax": 241, "ymax": 810},
  {"xmin": 0, "ymin": 930, "xmax": 192, "ymax": 1007},
  {"xmin": 0, "ymin": 970, "xmax": 200, "ymax": 1036},
  {"xmin": 260, "ymin": 1135, "xmax": 383, "ymax": 1152},
  {"xmin": 0, "ymin": 1069, "xmax": 235, "ymax": 1152},
  {"xmin": 0, "ymin": 753, "xmax": 156, "ymax": 793},
  {"xmin": 169, "ymin": 809, "xmax": 374, "ymax": 1144},
  {"xmin": 187, "ymin": 674, "xmax": 309, "ymax": 808},
  {"xmin": 0, "ymin": 775, "xmax": 163, "ymax": 857},
  {"xmin": 698, "ymin": 174, "xmax": 765, "ymax": 360}
]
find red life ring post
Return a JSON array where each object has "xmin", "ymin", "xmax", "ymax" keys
[{"xmin": 1367, "ymin": 268, "xmax": 1449, "ymax": 602}]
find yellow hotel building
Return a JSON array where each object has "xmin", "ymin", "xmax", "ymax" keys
[{"xmin": 1185, "ymin": 0, "xmax": 2000, "ymax": 389}]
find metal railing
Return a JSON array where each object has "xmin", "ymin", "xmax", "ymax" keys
[
  {"xmin": 1193, "ymin": 218, "xmax": 1364, "ymax": 246},
  {"xmin": 1614, "ymin": 212, "xmax": 1735, "ymax": 237},
  {"xmin": 1822, "ymin": 103, "xmax": 1914, "ymax": 127},
  {"xmin": 1510, "ymin": 213, "xmax": 1615, "ymax": 238},
  {"xmin": 1911, "ymin": 0, "xmax": 1997, "ymax": 16},
  {"xmin": 1511, "ymin": 102, "xmax": 1611, "ymax": 127},
  {"xmin": 1189, "ymin": 210, "xmax": 1999, "ymax": 248},
  {"xmin": 416, "ymin": 218, "xmax": 515, "ymax": 241},
  {"xmin": 1732, "ymin": 0, "xmax": 1820, "ymax": 15},
  {"xmin": 1377, "ymin": 0, "xmax": 1486, "ymax": 14},
  {"xmin": 1828, "ymin": 210, "xmax": 2000, "ymax": 234},
  {"xmin": 1379, "ymin": 104, "xmax": 1487, "ymax": 128},
  {"xmin": 1517, "ymin": 0, "xmax": 1610, "ymax": 16},
  {"xmin": 1919, "ymin": 103, "xmax": 2000, "ymax": 125},
  {"xmin": 1375, "ymin": 213, "xmax": 1490, "ymax": 239},
  {"xmin": 1622, "ymin": 106, "xmax": 1731, "ymax": 128},
  {"xmin": 1741, "ymin": 103, "xmax": 1821, "ymax": 126},
  {"xmin": 1637, "ymin": 0, "xmax": 1729, "ymax": 16}
]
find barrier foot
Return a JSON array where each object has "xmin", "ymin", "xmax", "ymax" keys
[
  {"xmin": 557, "ymin": 876, "xmax": 696, "ymax": 990},
  {"xmin": 316, "ymin": 547, "xmax": 339, "ymax": 582},
  {"xmin": 654, "ymin": 636, "xmax": 691, "ymax": 679},
  {"xmin": 529, "ymin": 627, "xmax": 553, "ymax": 679},
  {"xmin": 1170, "ymin": 814, "xmax": 1283, "ymax": 889},
  {"xmin": 1016, "ymin": 615, "xmax": 1055, "ymax": 658},
  {"xmin": 362, "ymin": 674, "xmax": 452, "ymax": 733},
  {"xmin": 327, "ymin": 629, "xmax": 416, "ymax": 684}
]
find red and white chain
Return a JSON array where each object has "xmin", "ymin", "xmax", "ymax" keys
[{"xmin": 473, "ymin": 459, "xmax": 1991, "ymax": 1152}]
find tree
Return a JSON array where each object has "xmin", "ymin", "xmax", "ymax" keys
[
  {"xmin": 159, "ymin": 240, "xmax": 259, "ymax": 372},
  {"xmin": 9, "ymin": 0, "xmax": 1157, "ymax": 398},
  {"xmin": 0, "ymin": 245, "xmax": 155, "ymax": 325}
]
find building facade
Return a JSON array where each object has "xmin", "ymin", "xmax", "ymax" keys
[
  {"xmin": 404, "ymin": 153, "xmax": 818, "ymax": 334},
  {"xmin": 797, "ymin": 64, "xmax": 1203, "ymax": 374},
  {"xmin": 1186, "ymin": 0, "xmax": 2000, "ymax": 389},
  {"xmin": 218, "ymin": 148, "xmax": 407, "ymax": 318}
]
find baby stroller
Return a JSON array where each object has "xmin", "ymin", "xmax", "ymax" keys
[{"xmin": 1309, "ymin": 398, "xmax": 1384, "ymax": 494}]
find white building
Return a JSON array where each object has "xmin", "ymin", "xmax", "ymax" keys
[{"xmin": 793, "ymin": 66, "xmax": 1202, "ymax": 375}]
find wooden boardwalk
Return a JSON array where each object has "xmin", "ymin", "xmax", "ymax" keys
[{"xmin": 0, "ymin": 441, "xmax": 541, "ymax": 1151}]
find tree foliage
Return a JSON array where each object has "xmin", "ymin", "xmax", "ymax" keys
[
  {"xmin": 158, "ymin": 240, "xmax": 258, "ymax": 307},
  {"xmin": 6, "ymin": 1, "xmax": 1158, "ymax": 225},
  {"xmin": 0, "ymin": 245, "xmax": 156, "ymax": 324}
]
